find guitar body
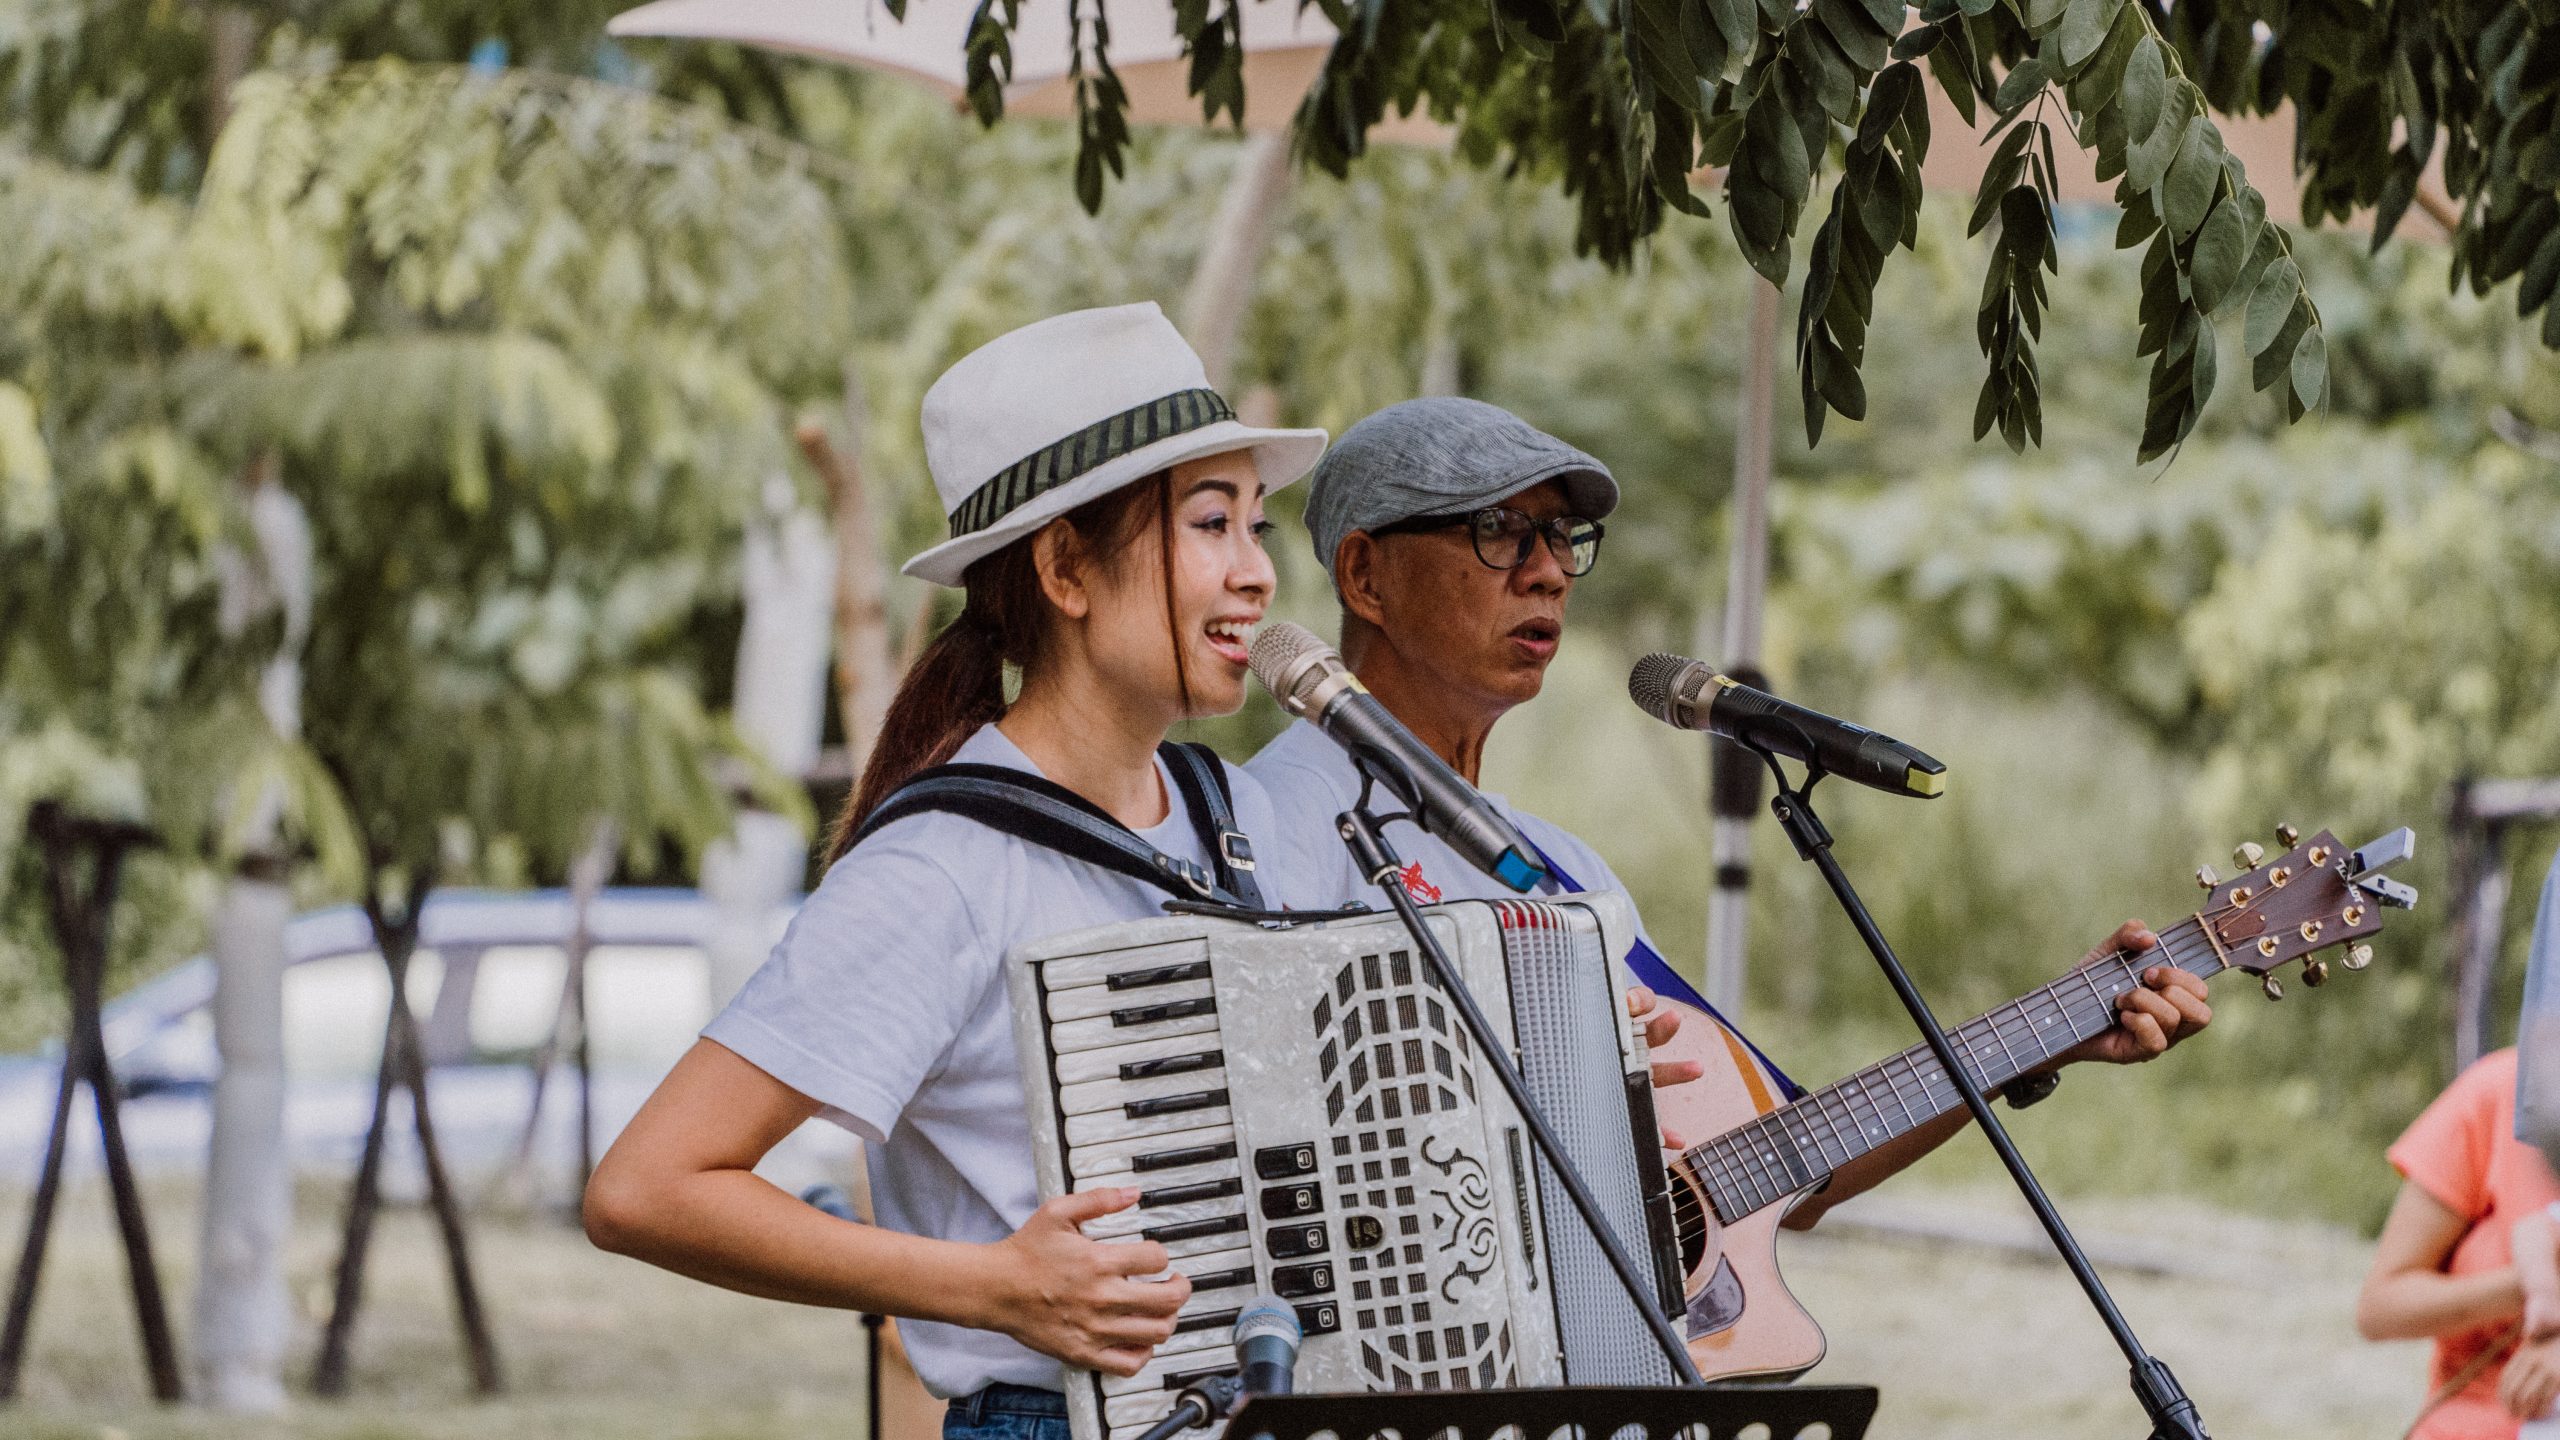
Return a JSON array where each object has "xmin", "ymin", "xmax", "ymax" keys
[{"xmin": 1647, "ymin": 996, "xmax": 1828, "ymax": 1383}]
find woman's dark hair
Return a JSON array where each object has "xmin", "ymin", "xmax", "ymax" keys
[{"xmin": 822, "ymin": 470, "xmax": 1195, "ymax": 864}]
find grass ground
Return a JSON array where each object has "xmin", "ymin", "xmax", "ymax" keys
[{"xmin": 3, "ymin": 1176, "xmax": 2431, "ymax": 1440}]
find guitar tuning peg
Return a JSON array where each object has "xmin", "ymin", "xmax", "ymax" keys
[
  {"xmin": 2234, "ymin": 841, "xmax": 2267, "ymax": 868},
  {"xmin": 2302, "ymin": 958, "xmax": 2331, "ymax": 987},
  {"xmin": 2195, "ymin": 865, "xmax": 2220, "ymax": 890},
  {"xmin": 2261, "ymin": 974, "xmax": 2284, "ymax": 1001},
  {"xmin": 2344, "ymin": 943, "xmax": 2373, "ymax": 971},
  {"xmin": 2276, "ymin": 823, "xmax": 2301, "ymax": 847}
]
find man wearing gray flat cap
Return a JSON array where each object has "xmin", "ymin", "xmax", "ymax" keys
[
  {"xmin": 1247, "ymin": 396, "xmax": 1763, "ymax": 1118},
  {"xmin": 1248, "ymin": 396, "xmax": 1634, "ymax": 914},
  {"xmin": 1247, "ymin": 396, "xmax": 2211, "ymax": 1248}
]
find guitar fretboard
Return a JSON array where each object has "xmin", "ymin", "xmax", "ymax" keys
[{"xmin": 1679, "ymin": 915, "xmax": 2227, "ymax": 1226}]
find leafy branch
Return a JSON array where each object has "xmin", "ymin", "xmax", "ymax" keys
[{"xmin": 934, "ymin": 0, "xmax": 2560, "ymax": 464}]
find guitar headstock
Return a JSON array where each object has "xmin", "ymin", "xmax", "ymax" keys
[{"xmin": 2192, "ymin": 825, "xmax": 2418, "ymax": 997}]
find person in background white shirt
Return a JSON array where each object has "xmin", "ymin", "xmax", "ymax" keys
[{"xmin": 582, "ymin": 304, "xmax": 1328, "ymax": 1438}]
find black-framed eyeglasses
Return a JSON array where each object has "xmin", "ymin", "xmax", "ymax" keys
[{"xmin": 1374, "ymin": 506, "xmax": 1606, "ymax": 577}]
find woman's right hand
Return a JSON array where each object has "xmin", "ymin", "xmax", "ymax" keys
[{"xmin": 987, "ymin": 1188, "xmax": 1193, "ymax": 1377}]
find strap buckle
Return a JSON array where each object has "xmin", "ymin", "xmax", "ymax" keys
[
  {"xmin": 1219, "ymin": 830, "xmax": 1257, "ymax": 873},
  {"xmin": 1156, "ymin": 851, "xmax": 1219, "ymax": 899}
]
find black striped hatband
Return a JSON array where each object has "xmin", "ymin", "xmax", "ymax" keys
[{"xmin": 946, "ymin": 388, "xmax": 1236, "ymax": 539}]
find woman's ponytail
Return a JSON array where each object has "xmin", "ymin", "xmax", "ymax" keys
[
  {"xmin": 824, "ymin": 606, "xmax": 1009, "ymax": 864},
  {"xmin": 819, "ymin": 471, "xmax": 1171, "ymax": 867}
]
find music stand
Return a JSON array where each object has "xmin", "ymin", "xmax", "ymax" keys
[{"xmin": 1228, "ymin": 1385, "xmax": 1879, "ymax": 1440}]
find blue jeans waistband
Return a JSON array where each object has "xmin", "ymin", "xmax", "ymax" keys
[{"xmin": 947, "ymin": 1381, "xmax": 1068, "ymax": 1424}]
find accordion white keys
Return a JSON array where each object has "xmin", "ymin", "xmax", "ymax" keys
[{"xmin": 1006, "ymin": 894, "xmax": 1685, "ymax": 1440}]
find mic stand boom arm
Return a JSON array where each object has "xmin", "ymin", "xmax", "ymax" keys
[
  {"xmin": 1336, "ymin": 766, "xmax": 1704, "ymax": 1387},
  {"xmin": 1748, "ymin": 743, "xmax": 2209, "ymax": 1440}
]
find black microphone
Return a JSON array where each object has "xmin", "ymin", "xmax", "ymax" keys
[
  {"xmin": 1232, "ymin": 1294, "xmax": 1302, "ymax": 1396},
  {"xmin": 1131, "ymin": 1373, "xmax": 1244, "ymax": 1440},
  {"xmin": 1628, "ymin": 653, "xmax": 1947, "ymax": 799},
  {"xmin": 1249, "ymin": 623, "xmax": 1545, "ymax": 893}
]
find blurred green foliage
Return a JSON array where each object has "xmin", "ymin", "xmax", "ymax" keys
[{"xmin": 2, "ymin": 11, "xmax": 2555, "ymax": 1233}]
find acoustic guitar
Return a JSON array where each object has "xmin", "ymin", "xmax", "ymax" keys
[{"xmin": 1642, "ymin": 825, "xmax": 2417, "ymax": 1381}]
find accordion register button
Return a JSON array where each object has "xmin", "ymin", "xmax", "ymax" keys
[
  {"xmin": 1271, "ymin": 1261, "xmax": 1334, "ymax": 1298},
  {"xmin": 1343, "ymin": 1215, "xmax": 1386, "ymax": 1249},
  {"xmin": 1252, "ymin": 1143, "xmax": 1318, "ymax": 1179},
  {"xmin": 1294, "ymin": 1301, "xmax": 1342, "ymax": 1336},
  {"xmin": 1258, "ymin": 1182, "xmax": 1321, "ymax": 1219},
  {"xmin": 1264, "ymin": 1222, "xmax": 1328, "ymax": 1259}
]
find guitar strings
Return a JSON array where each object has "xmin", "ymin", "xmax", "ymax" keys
[{"xmin": 1660, "ymin": 920, "xmax": 2228, "ymax": 1249}]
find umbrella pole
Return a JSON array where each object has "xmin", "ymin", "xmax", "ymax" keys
[{"xmin": 1703, "ymin": 276, "xmax": 1779, "ymax": 1024}]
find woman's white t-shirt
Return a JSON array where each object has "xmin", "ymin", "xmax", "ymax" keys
[{"xmin": 702, "ymin": 723, "xmax": 1293, "ymax": 1400}]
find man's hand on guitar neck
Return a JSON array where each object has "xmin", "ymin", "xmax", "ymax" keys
[
  {"xmin": 2050, "ymin": 920, "xmax": 2215, "ymax": 1068},
  {"xmin": 1781, "ymin": 919, "xmax": 2211, "ymax": 1230}
]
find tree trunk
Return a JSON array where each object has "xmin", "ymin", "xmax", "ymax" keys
[
  {"xmin": 1180, "ymin": 132, "xmax": 1294, "ymax": 393},
  {"xmin": 702, "ymin": 475, "xmax": 835, "ymax": 1006},
  {"xmin": 806, "ymin": 405, "xmax": 892, "ymax": 777},
  {"xmin": 192, "ymin": 874, "xmax": 293, "ymax": 1412},
  {"xmin": 195, "ymin": 458, "xmax": 308, "ymax": 1412}
]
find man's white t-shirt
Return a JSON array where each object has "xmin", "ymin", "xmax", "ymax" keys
[
  {"xmin": 703, "ymin": 723, "xmax": 1297, "ymax": 1399},
  {"xmin": 1245, "ymin": 717, "xmax": 1661, "ymax": 984}
]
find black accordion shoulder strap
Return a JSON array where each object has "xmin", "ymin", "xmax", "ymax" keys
[{"xmin": 848, "ymin": 742, "xmax": 1261, "ymax": 909}]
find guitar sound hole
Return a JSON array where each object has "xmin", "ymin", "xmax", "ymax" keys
[{"xmin": 1670, "ymin": 1171, "xmax": 1712, "ymax": 1276}]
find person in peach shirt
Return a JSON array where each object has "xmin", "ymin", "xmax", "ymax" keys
[{"xmin": 2359, "ymin": 1048, "xmax": 2560, "ymax": 1439}]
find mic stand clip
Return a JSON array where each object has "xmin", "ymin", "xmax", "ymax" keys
[
  {"xmin": 1747, "ymin": 744, "xmax": 2210, "ymax": 1440},
  {"xmin": 1335, "ymin": 767, "xmax": 1704, "ymax": 1387}
]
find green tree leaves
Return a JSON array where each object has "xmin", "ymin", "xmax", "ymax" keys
[
  {"xmin": 2039, "ymin": 0, "xmax": 2323, "ymax": 459},
  {"xmin": 945, "ymin": 0, "xmax": 2382, "ymax": 464},
  {"xmin": 1800, "ymin": 62, "xmax": 1929, "ymax": 444}
]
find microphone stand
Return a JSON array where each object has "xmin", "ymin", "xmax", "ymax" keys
[
  {"xmin": 1745, "ymin": 744, "xmax": 2209, "ymax": 1440},
  {"xmin": 1336, "ymin": 765, "xmax": 1705, "ymax": 1387}
]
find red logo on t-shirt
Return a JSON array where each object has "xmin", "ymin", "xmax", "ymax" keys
[{"xmin": 1398, "ymin": 862, "xmax": 1442, "ymax": 905}]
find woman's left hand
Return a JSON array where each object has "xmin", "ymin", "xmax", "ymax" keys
[
  {"xmin": 2504, "ymin": 1334, "xmax": 2560, "ymax": 1421},
  {"xmin": 2055, "ymin": 921, "xmax": 2213, "ymax": 1067}
]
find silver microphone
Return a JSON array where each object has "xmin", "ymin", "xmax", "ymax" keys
[{"xmin": 1248, "ymin": 622, "xmax": 1545, "ymax": 892}]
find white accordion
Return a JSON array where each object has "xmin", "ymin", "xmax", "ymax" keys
[{"xmin": 1006, "ymin": 894, "xmax": 1683, "ymax": 1440}]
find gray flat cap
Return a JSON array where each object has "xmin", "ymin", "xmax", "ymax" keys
[{"xmin": 1305, "ymin": 397, "xmax": 1619, "ymax": 581}]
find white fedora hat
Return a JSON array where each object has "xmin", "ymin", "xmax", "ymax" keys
[{"xmin": 902, "ymin": 302, "xmax": 1328, "ymax": 586}]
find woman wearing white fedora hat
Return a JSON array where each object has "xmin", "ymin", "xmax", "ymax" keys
[{"xmin": 584, "ymin": 303, "xmax": 1327, "ymax": 1432}]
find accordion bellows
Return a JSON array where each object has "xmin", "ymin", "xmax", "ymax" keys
[{"xmin": 1006, "ymin": 896, "xmax": 1681, "ymax": 1440}]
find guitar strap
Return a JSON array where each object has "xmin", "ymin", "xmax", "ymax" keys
[{"xmin": 1526, "ymin": 838, "xmax": 1804, "ymax": 1102}]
